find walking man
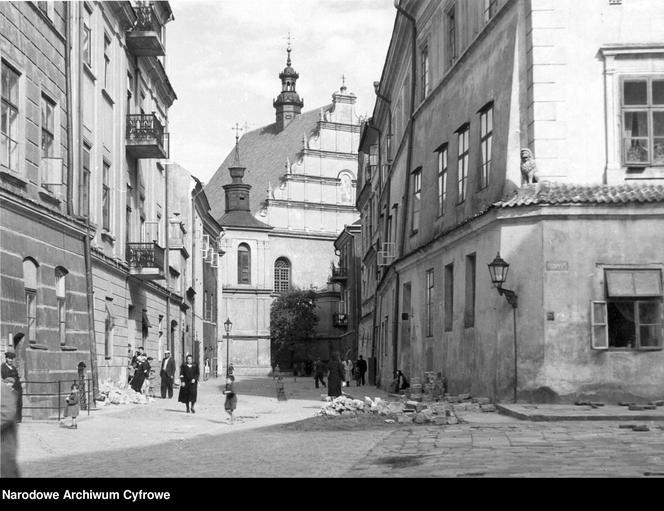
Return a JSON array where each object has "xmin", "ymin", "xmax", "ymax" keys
[
  {"xmin": 160, "ymin": 349, "xmax": 176, "ymax": 399},
  {"xmin": 356, "ymin": 355, "xmax": 367, "ymax": 386},
  {"xmin": 1, "ymin": 352, "xmax": 22, "ymax": 422},
  {"xmin": 313, "ymin": 357, "xmax": 326, "ymax": 389}
]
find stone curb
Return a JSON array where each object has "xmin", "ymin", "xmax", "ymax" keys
[{"xmin": 495, "ymin": 404, "xmax": 664, "ymax": 422}]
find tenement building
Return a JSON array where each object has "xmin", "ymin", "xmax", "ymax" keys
[
  {"xmin": 357, "ymin": 0, "xmax": 664, "ymax": 402},
  {"xmin": 0, "ymin": 2, "xmax": 91, "ymax": 405},
  {"xmin": 205, "ymin": 45, "xmax": 361, "ymax": 374}
]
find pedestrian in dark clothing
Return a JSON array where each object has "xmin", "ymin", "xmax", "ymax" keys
[
  {"xmin": 178, "ymin": 355, "xmax": 199, "ymax": 413},
  {"xmin": 64, "ymin": 383, "xmax": 80, "ymax": 429},
  {"xmin": 356, "ymin": 355, "xmax": 368, "ymax": 386},
  {"xmin": 313, "ymin": 358, "xmax": 326, "ymax": 389},
  {"xmin": 327, "ymin": 353, "xmax": 345, "ymax": 398},
  {"xmin": 160, "ymin": 350, "xmax": 176, "ymax": 399},
  {"xmin": 130, "ymin": 353, "xmax": 148, "ymax": 393},
  {"xmin": 223, "ymin": 375, "xmax": 237, "ymax": 424},
  {"xmin": 1, "ymin": 352, "xmax": 22, "ymax": 422},
  {"xmin": 1, "ymin": 379, "xmax": 19, "ymax": 478}
]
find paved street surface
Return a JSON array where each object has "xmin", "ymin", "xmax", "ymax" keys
[{"xmin": 14, "ymin": 376, "xmax": 664, "ymax": 478}]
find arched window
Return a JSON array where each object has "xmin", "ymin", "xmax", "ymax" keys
[
  {"xmin": 238, "ymin": 243, "xmax": 251, "ymax": 284},
  {"xmin": 55, "ymin": 267, "xmax": 68, "ymax": 346},
  {"xmin": 274, "ymin": 258, "xmax": 291, "ymax": 294},
  {"xmin": 339, "ymin": 172, "xmax": 353, "ymax": 204},
  {"xmin": 23, "ymin": 258, "xmax": 38, "ymax": 343}
]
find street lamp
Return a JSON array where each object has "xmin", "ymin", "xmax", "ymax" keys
[
  {"xmin": 224, "ymin": 318, "xmax": 232, "ymax": 377},
  {"xmin": 487, "ymin": 253, "xmax": 519, "ymax": 403}
]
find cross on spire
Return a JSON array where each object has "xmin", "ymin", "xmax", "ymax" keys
[
  {"xmin": 341, "ymin": 74, "xmax": 347, "ymax": 92},
  {"xmin": 284, "ymin": 32, "xmax": 294, "ymax": 65},
  {"xmin": 231, "ymin": 123, "xmax": 245, "ymax": 167},
  {"xmin": 232, "ymin": 122, "xmax": 243, "ymax": 143}
]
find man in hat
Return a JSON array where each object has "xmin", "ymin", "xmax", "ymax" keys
[
  {"xmin": 160, "ymin": 349, "xmax": 176, "ymax": 399},
  {"xmin": 1, "ymin": 376, "xmax": 19, "ymax": 477},
  {"xmin": 1, "ymin": 352, "xmax": 22, "ymax": 422}
]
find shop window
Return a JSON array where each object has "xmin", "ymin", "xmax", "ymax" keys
[{"xmin": 592, "ymin": 269, "xmax": 663, "ymax": 350}]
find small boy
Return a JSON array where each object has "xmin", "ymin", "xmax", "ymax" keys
[{"xmin": 223, "ymin": 375, "xmax": 237, "ymax": 424}]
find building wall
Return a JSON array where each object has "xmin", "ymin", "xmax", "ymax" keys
[
  {"xmin": 359, "ymin": 0, "xmax": 664, "ymax": 400},
  {"xmin": 0, "ymin": 2, "xmax": 92, "ymax": 410}
]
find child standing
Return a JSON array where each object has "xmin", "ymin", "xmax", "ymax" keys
[
  {"xmin": 223, "ymin": 375, "xmax": 237, "ymax": 424},
  {"xmin": 65, "ymin": 383, "xmax": 80, "ymax": 429}
]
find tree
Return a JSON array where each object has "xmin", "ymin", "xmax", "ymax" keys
[{"xmin": 270, "ymin": 288, "xmax": 319, "ymax": 368}]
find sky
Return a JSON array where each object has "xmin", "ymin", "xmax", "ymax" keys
[{"xmin": 165, "ymin": 0, "xmax": 396, "ymax": 184}]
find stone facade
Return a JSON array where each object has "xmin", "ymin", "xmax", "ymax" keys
[
  {"xmin": 358, "ymin": 0, "xmax": 664, "ymax": 402},
  {"xmin": 0, "ymin": 1, "xmax": 91, "ymax": 416}
]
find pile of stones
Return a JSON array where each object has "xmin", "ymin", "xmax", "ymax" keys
[{"xmin": 97, "ymin": 380, "xmax": 152, "ymax": 405}]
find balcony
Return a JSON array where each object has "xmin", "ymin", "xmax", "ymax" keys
[
  {"xmin": 329, "ymin": 264, "xmax": 348, "ymax": 283},
  {"xmin": 126, "ymin": 114, "xmax": 168, "ymax": 159},
  {"xmin": 126, "ymin": 5, "xmax": 165, "ymax": 56},
  {"xmin": 333, "ymin": 312, "xmax": 348, "ymax": 328},
  {"xmin": 126, "ymin": 242, "xmax": 165, "ymax": 280}
]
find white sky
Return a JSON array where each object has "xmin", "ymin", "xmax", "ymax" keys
[{"xmin": 166, "ymin": 0, "xmax": 396, "ymax": 183}]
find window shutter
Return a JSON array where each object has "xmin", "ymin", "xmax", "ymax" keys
[{"xmin": 591, "ymin": 301, "xmax": 609, "ymax": 350}]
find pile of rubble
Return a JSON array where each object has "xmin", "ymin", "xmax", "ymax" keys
[{"xmin": 96, "ymin": 380, "xmax": 153, "ymax": 406}]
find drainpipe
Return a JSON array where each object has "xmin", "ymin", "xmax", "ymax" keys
[
  {"xmin": 164, "ymin": 163, "xmax": 171, "ymax": 356},
  {"xmin": 392, "ymin": 0, "xmax": 417, "ymax": 377},
  {"xmin": 65, "ymin": 1, "xmax": 73, "ymax": 215},
  {"xmin": 76, "ymin": 2, "xmax": 98, "ymax": 399}
]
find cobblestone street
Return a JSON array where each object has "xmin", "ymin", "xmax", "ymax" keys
[{"xmin": 12, "ymin": 376, "xmax": 664, "ymax": 478}]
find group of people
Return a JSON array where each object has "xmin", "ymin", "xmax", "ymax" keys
[
  {"xmin": 162, "ymin": 352, "xmax": 236, "ymax": 423},
  {"xmin": 313, "ymin": 354, "xmax": 368, "ymax": 391},
  {"xmin": 128, "ymin": 347, "xmax": 156, "ymax": 396}
]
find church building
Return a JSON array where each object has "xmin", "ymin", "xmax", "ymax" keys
[{"xmin": 204, "ymin": 45, "xmax": 362, "ymax": 374}]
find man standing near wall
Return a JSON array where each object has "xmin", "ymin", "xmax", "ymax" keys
[
  {"xmin": 356, "ymin": 355, "xmax": 367, "ymax": 386},
  {"xmin": 1, "ymin": 353, "xmax": 22, "ymax": 422},
  {"xmin": 160, "ymin": 350, "xmax": 176, "ymax": 399}
]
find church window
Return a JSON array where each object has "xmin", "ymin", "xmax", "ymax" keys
[
  {"xmin": 274, "ymin": 258, "xmax": 291, "ymax": 294},
  {"xmin": 238, "ymin": 243, "xmax": 251, "ymax": 285},
  {"xmin": 339, "ymin": 172, "xmax": 353, "ymax": 204}
]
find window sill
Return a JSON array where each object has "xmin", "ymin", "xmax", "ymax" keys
[
  {"xmin": 38, "ymin": 189, "xmax": 62, "ymax": 206},
  {"xmin": 29, "ymin": 343, "xmax": 49, "ymax": 351},
  {"xmin": 101, "ymin": 230, "xmax": 116, "ymax": 244},
  {"xmin": 0, "ymin": 169, "xmax": 28, "ymax": 187},
  {"xmin": 83, "ymin": 64, "xmax": 96, "ymax": 82},
  {"xmin": 102, "ymin": 89, "xmax": 114, "ymax": 105},
  {"xmin": 603, "ymin": 347, "xmax": 663, "ymax": 352},
  {"xmin": 61, "ymin": 345, "xmax": 78, "ymax": 352}
]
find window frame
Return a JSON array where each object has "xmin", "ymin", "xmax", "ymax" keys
[
  {"xmin": 1, "ymin": 61, "xmax": 21, "ymax": 174},
  {"xmin": 411, "ymin": 167, "xmax": 422, "ymax": 234},
  {"xmin": 426, "ymin": 268, "xmax": 434, "ymax": 338},
  {"xmin": 464, "ymin": 254, "xmax": 476, "ymax": 328},
  {"xmin": 79, "ymin": 142, "xmax": 91, "ymax": 217},
  {"xmin": 274, "ymin": 257, "xmax": 291, "ymax": 294},
  {"xmin": 620, "ymin": 76, "xmax": 664, "ymax": 167},
  {"xmin": 103, "ymin": 33, "xmax": 112, "ymax": 91},
  {"xmin": 593, "ymin": 299, "xmax": 663, "ymax": 351},
  {"xmin": 55, "ymin": 268, "xmax": 67, "ymax": 346},
  {"xmin": 436, "ymin": 144, "xmax": 448, "ymax": 217},
  {"xmin": 456, "ymin": 125, "xmax": 470, "ymax": 204},
  {"xmin": 444, "ymin": 263, "xmax": 454, "ymax": 332},
  {"xmin": 479, "ymin": 104, "xmax": 493, "ymax": 190},
  {"xmin": 102, "ymin": 159, "xmax": 111, "ymax": 231},
  {"xmin": 447, "ymin": 4, "xmax": 457, "ymax": 67},
  {"xmin": 483, "ymin": 0, "xmax": 498, "ymax": 24},
  {"xmin": 420, "ymin": 42, "xmax": 430, "ymax": 101},
  {"xmin": 237, "ymin": 243, "xmax": 251, "ymax": 285}
]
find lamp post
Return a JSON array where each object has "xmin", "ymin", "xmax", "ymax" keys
[
  {"xmin": 488, "ymin": 253, "xmax": 519, "ymax": 403},
  {"xmin": 224, "ymin": 318, "xmax": 232, "ymax": 377}
]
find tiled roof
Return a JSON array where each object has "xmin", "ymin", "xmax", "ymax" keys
[
  {"xmin": 204, "ymin": 105, "xmax": 333, "ymax": 223},
  {"xmin": 497, "ymin": 182, "xmax": 664, "ymax": 208},
  {"xmin": 217, "ymin": 211, "xmax": 272, "ymax": 230}
]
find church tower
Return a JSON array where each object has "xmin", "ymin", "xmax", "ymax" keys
[
  {"xmin": 223, "ymin": 138, "xmax": 251, "ymax": 214},
  {"xmin": 273, "ymin": 41, "xmax": 304, "ymax": 131}
]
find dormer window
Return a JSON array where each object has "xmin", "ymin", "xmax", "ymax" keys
[{"xmin": 622, "ymin": 77, "xmax": 664, "ymax": 167}]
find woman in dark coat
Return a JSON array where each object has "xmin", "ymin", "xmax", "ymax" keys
[
  {"xmin": 326, "ymin": 352, "xmax": 345, "ymax": 398},
  {"xmin": 178, "ymin": 354, "xmax": 199, "ymax": 413},
  {"xmin": 130, "ymin": 354, "xmax": 149, "ymax": 393}
]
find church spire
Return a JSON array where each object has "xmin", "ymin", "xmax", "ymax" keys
[{"xmin": 273, "ymin": 33, "xmax": 304, "ymax": 132}]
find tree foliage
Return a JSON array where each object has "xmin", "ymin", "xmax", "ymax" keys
[{"xmin": 270, "ymin": 288, "xmax": 319, "ymax": 362}]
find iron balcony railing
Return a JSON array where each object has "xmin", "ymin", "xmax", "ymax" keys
[
  {"xmin": 333, "ymin": 312, "xmax": 349, "ymax": 328},
  {"xmin": 330, "ymin": 264, "xmax": 348, "ymax": 282},
  {"xmin": 126, "ymin": 113, "xmax": 165, "ymax": 145},
  {"xmin": 134, "ymin": 4, "xmax": 160, "ymax": 33},
  {"xmin": 126, "ymin": 241, "xmax": 165, "ymax": 271}
]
